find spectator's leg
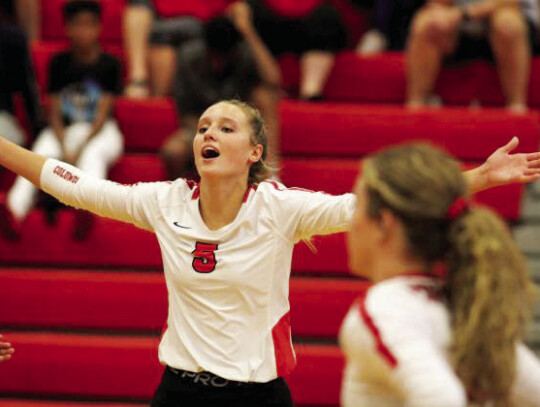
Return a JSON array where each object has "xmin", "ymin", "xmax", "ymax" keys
[
  {"xmin": 0, "ymin": 112, "xmax": 26, "ymax": 146},
  {"xmin": 72, "ymin": 121, "xmax": 124, "ymax": 240},
  {"xmin": 149, "ymin": 45, "xmax": 177, "ymax": 96},
  {"xmin": 76, "ymin": 121, "xmax": 124, "ymax": 179},
  {"xmin": 299, "ymin": 51, "xmax": 335, "ymax": 100},
  {"xmin": 6, "ymin": 127, "xmax": 62, "ymax": 221},
  {"xmin": 406, "ymin": 6, "xmax": 458, "ymax": 108},
  {"xmin": 251, "ymin": 85, "xmax": 280, "ymax": 169},
  {"xmin": 490, "ymin": 8, "xmax": 530, "ymax": 113},
  {"xmin": 123, "ymin": 3, "xmax": 153, "ymax": 98},
  {"xmin": 356, "ymin": 0, "xmax": 392, "ymax": 54},
  {"xmin": 160, "ymin": 116, "xmax": 198, "ymax": 181}
]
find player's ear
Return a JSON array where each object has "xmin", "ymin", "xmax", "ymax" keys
[
  {"xmin": 249, "ymin": 144, "xmax": 263, "ymax": 164},
  {"xmin": 378, "ymin": 209, "xmax": 401, "ymax": 242}
]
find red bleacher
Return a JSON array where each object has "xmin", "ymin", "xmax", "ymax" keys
[{"xmin": 2, "ymin": 1, "xmax": 540, "ymax": 406}]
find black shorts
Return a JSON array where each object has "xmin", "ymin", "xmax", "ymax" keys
[
  {"xmin": 447, "ymin": 18, "xmax": 540, "ymax": 64},
  {"xmin": 247, "ymin": 0, "xmax": 348, "ymax": 55},
  {"xmin": 127, "ymin": 0, "xmax": 203, "ymax": 47},
  {"xmin": 150, "ymin": 366, "xmax": 295, "ymax": 407}
]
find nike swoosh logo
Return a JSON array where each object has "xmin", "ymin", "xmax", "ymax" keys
[{"xmin": 173, "ymin": 222, "xmax": 192, "ymax": 229}]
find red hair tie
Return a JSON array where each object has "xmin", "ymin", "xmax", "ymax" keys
[{"xmin": 445, "ymin": 197, "xmax": 469, "ymax": 219}]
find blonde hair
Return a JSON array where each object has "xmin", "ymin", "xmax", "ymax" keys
[
  {"xmin": 362, "ymin": 143, "xmax": 536, "ymax": 406},
  {"xmin": 220, "ymin": 99, "xmax": 272, "ymax": 184}
]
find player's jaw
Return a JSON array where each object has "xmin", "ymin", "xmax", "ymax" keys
[{"xmin": 194, "ymin": 103, "xmax": 256, "ymax": 182}]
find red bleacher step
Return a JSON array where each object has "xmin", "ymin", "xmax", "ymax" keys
[
  {"xmin": 108, "ymin": 99, "xmax": 540, "ymax": 157},
  {"xmin": 0, "ymin": 401, "xmax": 138, "ymax": 407},
  {"xmin": 0, "ymin": 268, "xmax": 369, "ymax": 338},
  {"xmin": 0, "ymin": 332, "xmax": 343, "ymax": 406},
  {"xmin": 280, "ymin": 101, "xmax": 540, "ymax": 160}
]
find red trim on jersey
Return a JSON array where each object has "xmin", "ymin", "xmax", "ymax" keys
[
  {"xmin": 272, "ymin": 311, "xmax": 296, "ymax": 377},
  {"xmin": 185, "ymin": 179, "xmax": 198, "ymax": 190},
  {"xmin": 358, "ymin": 298, "xmax": 398, "ymax": 369},
  {"xmin": 242, "ymin": 185, "xmax": 255, "ymax": 203},
  {"xmin": 266, "ymin": 180, "xmax": 282, "ymax": 191},
  {"xmin": 191, "ymin": 186, "xmax": 200, "ymax": 200}
]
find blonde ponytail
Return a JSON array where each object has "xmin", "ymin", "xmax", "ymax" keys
[{"xmin": 446, "ymin": 208, "xmax": 537, "ymax": 406}]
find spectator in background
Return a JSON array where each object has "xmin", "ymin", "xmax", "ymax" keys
[
  {"xmin": 248, "ymin": 0, "xmax": 348, "ymax": 100},
  {"xmin": 351, "ymin": 0, "xmax": 424, "ymax": 54},
  {"xmin": 0, "ymin": 0, "xmax": 123, "ymax": 241},
  {"xmin": 406, "ymin": 0, "xmax": 539, "ymax": 112},
  {"xmin": 0, "ymin": 23, "xmax": 44, "ymax": 147},
  {"xmin": 161, "ymin": 2, "xmax": 281, "ymax": 181},
  {"xmin": 123, "ymin": 0, "xmax": 235, "ymax": 98}
]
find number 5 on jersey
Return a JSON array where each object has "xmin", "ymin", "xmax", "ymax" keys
[{"xmin": 192, "ymin": 242, "xmax": 219, "ymax": 273}]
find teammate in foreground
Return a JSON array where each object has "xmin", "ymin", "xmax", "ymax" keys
[
  {"xmin": 341, "ymin": 143, "xmax": 540, "ymax": 407},
  {"xmin": 0, "ymin": 100, "xmax": 539, "ymax": 405}
]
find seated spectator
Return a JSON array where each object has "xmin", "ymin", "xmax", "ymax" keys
[
  {"xmin": 123, "ymin": 0, "xmax": 234, "ymax": 98},
  {"xmin": 0, "ymin": 0, "xmax": 123, "ymax": 240},
  {"xmin": 406, "ymin": 0, "xmax": 539, "ymax": 112},
  {"xmin": 0, "ymin": 23, "xmax": 44, "ymax": 147},
  {"xmin": 0, "ymin": 0, "xmax": 40, "ymax": 41},
  {"xmin": 351, "ymin": 0, "xmax": 424, "ymax": 55},
  {"xmin": 161, "ymin": 2, "xmax": 281, "ymax": 181},
  {"xmin": 248, "ymin": 0, "xmax": 348, "ymax": 100}
]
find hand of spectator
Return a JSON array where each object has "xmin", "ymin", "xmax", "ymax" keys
[
  {"xmin": 64, "ymin": 149, "xmax": 81, "ymax": 166},
  {"xmin": 227, "ymin": 1, "xmax": 254, "ymax": 35},
  {"xmin": 0, "ymin": 335, "xmax": 14, "ymax": 362},
  {"xmin": 480, "ymin": 137, "xmax": 540, "ymax": 187}
]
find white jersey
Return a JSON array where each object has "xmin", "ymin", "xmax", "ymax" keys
[
  {"xmin": 339, "ymin": 274, "xmax": 540, "ymax": 407},
  {"xmin": 40, "ymin": 158, "xmax": 356, "ymax": 382}
]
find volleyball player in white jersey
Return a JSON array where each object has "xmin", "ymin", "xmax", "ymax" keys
[
  {"xmin": 0, "ymin": 100, "xmax": 539, "ymax": 406},
  {"xmin": 341, "ymin": 143, "xmax": 540, "ymax": 407}
]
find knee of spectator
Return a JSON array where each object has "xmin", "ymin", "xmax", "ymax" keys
[
  {"xmin": 411, "ymin": 9, "xmax": 454, "ymax": 42},
  {"xmin": 491, "ymin": 8, "xmax": 527, "ymax": 41}
]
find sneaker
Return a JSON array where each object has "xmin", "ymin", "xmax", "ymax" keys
[
  {"xmin": 73, "ymin": 210, "xmax": 94, "ymax": 241},
  {"xmin": 356, "ymin": 30, "xmax": 389, "ymax": 56},
  {"xmin": 0, "ymin": 200, "xmax": 21, "ymax": 241}
]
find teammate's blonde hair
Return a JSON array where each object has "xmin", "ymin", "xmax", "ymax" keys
[
  {"xmin": 362, "ymin": 143, "xmax": 536, "ymax": 406},
  {"xmin": 221, "ymin": 99, "xmax": 272, "ymax": 184}
]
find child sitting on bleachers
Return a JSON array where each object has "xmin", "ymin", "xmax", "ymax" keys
[{"xmin": 0, "ymin": 0, "xmax": 123, "ymax": 241}]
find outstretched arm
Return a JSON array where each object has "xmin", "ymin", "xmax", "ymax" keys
[
  {"xmin": 464, "ymin": 137, "xmax": 540, "ymax": 193},
  {"xmin": 0, "ymin": 134, "xmax": 47, "ymax": 187},
  {"xmin": 0, "ymin": 134, "xmax": 160, "ymax": 231}
]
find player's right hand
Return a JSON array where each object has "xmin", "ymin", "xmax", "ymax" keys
[{"xmin": 0, "ymin": 334, "xmax": 15, "ymax": 362}]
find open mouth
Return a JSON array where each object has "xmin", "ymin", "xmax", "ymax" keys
[{"xmin": 202, "ymin": 147, "xmax": 220, "ymax": 159}]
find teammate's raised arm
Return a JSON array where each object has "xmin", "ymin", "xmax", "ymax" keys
[
  {"xmin": 0, "ymin": 135, "xmax": 47, "ymax": 187},
  {"xmin": 464, "ymin": 137, "xmax": 540, "ymax": 193}
]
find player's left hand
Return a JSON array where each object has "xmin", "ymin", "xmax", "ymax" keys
[
  {"xmin": 481, "ymin": 137, "xmax": 540, "ymax": 187},
  {"xmin": 0, "ymin": 334, "xmax": 14, "ymax": 362}
]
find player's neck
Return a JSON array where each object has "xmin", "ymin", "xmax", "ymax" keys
[
  {"xmin": 369, "ymin": 252, "xmax": 429, "ymax": 283},
  {"xmin": 198, "ymin": 177, "xmax": 248, "ymax": 231}
]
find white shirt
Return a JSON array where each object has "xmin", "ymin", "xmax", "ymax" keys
[
  {"xmin": 339, "ymin": 274, "xmax": 540, "ymax": 407},
  {"xmin": 40, "ymin": 158, "xmax": 356, "ymax": 382}
]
